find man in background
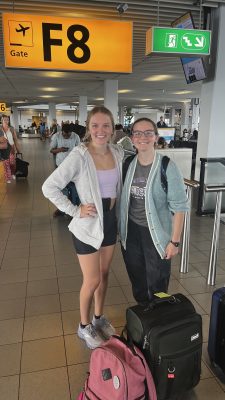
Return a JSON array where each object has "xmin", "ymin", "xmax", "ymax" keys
[
  {"xmin": 72, "ymin": 119, "xmax": 86, "ymax": 140},
  {"xmin": 50, "ymin": 123, "xmax": 80, "ymax": 217},
  {"xmin": 157, "ymin": 116, "xmax": 168, "ymax": 128}
]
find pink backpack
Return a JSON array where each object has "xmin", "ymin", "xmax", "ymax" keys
[{"xmin": 77, "ymin": 335, "xmax": 157, "ymax": 400}]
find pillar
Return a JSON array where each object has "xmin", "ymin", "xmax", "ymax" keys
[
  {"xmin": 104, "ymin": 80, "xmax": 118, "ymax": 123},
  {"xmin": 11, "ymin": 106, "xmax": 19, "ymax": 133},
  {"xmin": 191, "ymin": 98, "xmax": 200, "ymax": 132},
  {"xmin": 195, "ymin": 5, "xmax": 225, "ymax": 178},
  {"xmin": 180, "ymin": 102, "xmax": 190, "ymax": 133},
  {"xmin": 79, "ymin": 96, "xmax": 87, "ymax": 126},
  {"xmin": 48, "ymin": 103, "xmax": 56, "ymax": 127},
  {"xmin": 170, "ymin": 108, "xmax": 176, "ymax": 127},
  {"xmin": 119, "ymin": 105, "xmax": 125, "ymax": 126}
]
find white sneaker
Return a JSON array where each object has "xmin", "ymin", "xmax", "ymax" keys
[
  {"xmin": 77, "ymin": 323, "xmax": 103, "ymax": 349},
  {"xmin": 92, "ymin": 315, "xmax": 116, "ymax": 339},
  {"xmin": 12, "ymin": 175, "xmax": 16, "ymax": 180},
  {"xmin": 7, "ymin": 180, "xmax": 11, "ymax": 184}
]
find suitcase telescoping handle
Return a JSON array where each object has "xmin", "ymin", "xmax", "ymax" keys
[
  {"xmin": 16, "ymin": 152, "xmax": 23, "ymax": 159},
  {"xmin": 146, "ymin": 295, "xmax": 181, "ymax": 311}
]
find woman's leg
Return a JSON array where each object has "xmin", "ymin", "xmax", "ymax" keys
[
  {"xmin": 9, "ymin": 151, "xmax": 16, "ymax": 176},
  {"xmin": 94, "ymin": 244, "xmax": 115, "ymax": 316},
  {"xmin": 121, "ymin": 219, "xmax": 149, "ymax": 304},
  {"xmin": 140, "ymin": 226, "xmax": 171, "ymax": 299},
  {"xmin": 3, "ymin": 159, "xmax": 12, "ymax": 182},
  {"xmin": 77, "ymin": 251, "xmax": 101, "ymax": 325}
]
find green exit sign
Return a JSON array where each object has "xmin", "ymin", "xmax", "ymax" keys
[{"xmin": 146, "ymin": 27, "xmax": 211, "ymax": 56}]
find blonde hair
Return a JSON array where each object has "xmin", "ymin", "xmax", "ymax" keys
[{"xmin": 84, "ymin": 106, "xmax": 115, "ymax": 143}]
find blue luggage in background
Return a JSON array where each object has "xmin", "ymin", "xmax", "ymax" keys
[{"xmin": 208, "ymin": 287, "xmax": 225, "ymax": 372}]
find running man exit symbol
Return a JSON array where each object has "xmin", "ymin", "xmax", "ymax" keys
[
  {"xmin": 165, "ymin": 33, "xmax": 178, "ymax": 48},
  {"xmin": 8, "ymin": 19, "xmax": 33, "ymax": 46}
]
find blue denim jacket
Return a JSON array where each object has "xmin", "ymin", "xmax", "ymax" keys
[{"xmin": 120, "ymin": 152, "xmax": 189, "ymax": 258}]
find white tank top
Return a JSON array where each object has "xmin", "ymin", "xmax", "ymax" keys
[{"xmin": 3, "ymin": 127, "xmax": 14, "ymax": 145}]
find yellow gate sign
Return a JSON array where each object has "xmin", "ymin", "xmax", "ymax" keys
[
  {"xmin": 0, "ymin": 103, "xmax": 7, "ymax": 112},
  {"xmin": 3, "ymin": 13, "xmax": 133, "ymax": 73}
]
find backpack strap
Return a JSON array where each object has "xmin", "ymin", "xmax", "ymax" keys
[
  {"xmin": 133, "ymin": 346, "xmax": 157, "ymax": 400},
  {"xmin": 122, "ymin": 154, "xmax": 136, "ymax": 183},
  {"xmin": 120, "ymin": 331, "xmax": 157, "ymax": 399},
  {"xmin": 161, "ymin": 155, "xmax": 170, "ymax": 193}
]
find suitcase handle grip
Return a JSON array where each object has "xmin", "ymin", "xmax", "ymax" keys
[
  {"xmin": 16, "ymin": 152, "xmax": 23, "ymax": 159},
  {"xmin": 146, "ymin": 295, "xmax": 181, "ymax": 311}
]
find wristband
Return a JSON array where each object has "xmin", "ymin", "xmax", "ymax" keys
[{"xmin": 170, "ymin": 240, "xmax": 180, "ymax": 248}]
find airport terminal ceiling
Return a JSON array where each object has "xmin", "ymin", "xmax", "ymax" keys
[{"xmin": 0, "ymin": 0, "xmax": 225, "ymax": 111}]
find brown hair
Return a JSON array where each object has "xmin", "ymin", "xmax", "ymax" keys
[
  {"xmin": 84, "ymin": 106, "xmax": 115, "ymax": 142},
  {"xmin": 131, "ymin": 117, "xmax": 158, "ymax": 136},
  {"xmin": 1, "ymin": 114, "xmax": 10, "ymax": 122}
]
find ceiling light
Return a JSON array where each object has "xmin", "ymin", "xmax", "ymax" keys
[
  {"xmin": 41, "ymin": 87, "xmax": 60, "ymax": 92},
  {"xmin": 95, "ymin": 98, "xmax": 104, "ymax": 101},
  {"xmin": 13, "ymin": 100, "xmax": 28, "ymax": 104},
  {"xmin": 40, "ymin": 71, "xmax": 68, "ymax": 78},
  {"xmin": 173, "ymin": 90, "xmax": 193, "ymax": 95},
  {"xmin": 118, "ymin": 89, "xmax": 133, "ymax": 94},
  {"xmin": 140, "ymin": 98, "xmax": 152, "ymax": 101},
  {"xmin": 144, "ymin": 75, "xmax": 173, "ymax": 82},
  {"xmin": 39, "ymin": 95, "xmax": 55, "ymax": 98}
]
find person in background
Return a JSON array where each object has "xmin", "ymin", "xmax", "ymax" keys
[
  {"xmin": 189, "ymin": 129, "xmax": 198, "ymax": 141},
  {"xmin": 42, "ymin": 106, "xmax": 123, "ymax": 349},
  {"xmin": 0, "ymin": 114, "xmax": 20, "ymax": 184},
  {"xmin": 73, "ymin": 119, "xmax": 86, "ymax": 140},
  {"xmin": 120, "ymin": 117, "xmax": 188, "ymax": 307},
  {"xmin": 112, "ymin": 124, "xmax": 126, "ymax": 144},
  {"xmin": 180, "ymin": 129, "xmax": 188, "ymax": 141},
  {"xmin": 50, "ymin": 123, "xmax": 80, "ymax": 216},
  {"xmin": 156, "ymin": 136, "xmax": 168, "ymax": 149},
  {"xmin": 117, "ymin": 134, "xmax": 136, "ymax": 155},
  {"xmin": 31, "ymin": 121, "xmax": 37, "ymax": 128},
  {"xmin": 39, "ymin": 119, "xmax": 46, "ymax": 141},
  {"xmin": 157, "ymin": 116, "xmax": 168, "ymax": 128},
  {"xmin": 50, "ymin": 119, "xmax": 60, "ymax": 137}
]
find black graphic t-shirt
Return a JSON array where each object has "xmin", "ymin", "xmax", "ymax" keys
[{"xmin": 129, "ymin": 160, "xmax": 152, "ymax": 227}]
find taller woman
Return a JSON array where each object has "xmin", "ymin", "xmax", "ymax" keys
[
  {"xmin": 42, "ymin": 106, "xmax": 123, "ymax": 349},
  {"xmin": 0, "ymin": 114, "xmax": 20, "ymax": 183},
  {"xmin": 120, "ymin": 118, "xmax": 189, "ymax": 306}
]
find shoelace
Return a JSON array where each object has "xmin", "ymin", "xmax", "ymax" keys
[
  {"xmin": 100, "ymin": 317, "xmax": 111, "ymax": 328},
  {"xmin": 88, "ymin": 325, "xmax": 98, "ymax": 338}
]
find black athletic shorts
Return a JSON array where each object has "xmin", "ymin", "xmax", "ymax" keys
[{"xmin": 72, "ymin": 199, "xmax": 117, "ymax": 255}]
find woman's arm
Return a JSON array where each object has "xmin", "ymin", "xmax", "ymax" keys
[
  {"xmin": 164, "ymin": 211, "xmax": 185, "ymax": 259},
  {"xmin": 42, "ymin": 150, "xmax": 81, "ymax": 217}
]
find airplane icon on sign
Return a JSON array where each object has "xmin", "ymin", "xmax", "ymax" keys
[{"xmin": 16, "ymin": 23, "xmax": 30, "ymax": 37}]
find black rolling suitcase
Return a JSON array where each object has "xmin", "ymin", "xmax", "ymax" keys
[
  {"xmin": 208, "ymin": 287, "xmax": 225, "ymax": 372},
  {"xmin": 126, "ymin": 293, "xmax": 202, "ymax": 400},
  {"xmin": 15, "ymin": 153, "xmax": 29, "ymax": 178}
]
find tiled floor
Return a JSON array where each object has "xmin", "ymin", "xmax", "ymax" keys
[{"xmin": 1, "ymin": 138, "xmax": 225, "ymax": 399}]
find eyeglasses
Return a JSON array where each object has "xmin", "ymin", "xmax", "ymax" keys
[{"xmin": 132, "ymin": 130, "xmax": 155, "ymax": 138}]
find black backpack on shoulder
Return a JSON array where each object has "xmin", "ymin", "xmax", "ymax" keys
[{"xmin": 122, "ymin": 155, "xmax": 170, "ymax": 193}]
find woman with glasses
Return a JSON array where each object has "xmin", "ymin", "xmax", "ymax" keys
[{"xmin": 120, "ymin": 117, "xmax": 189, "ymax": 306}]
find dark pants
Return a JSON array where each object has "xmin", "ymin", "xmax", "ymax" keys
[{"xmin": 121, "ymin": 218, "xmax": 171, "ymax": 304}]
